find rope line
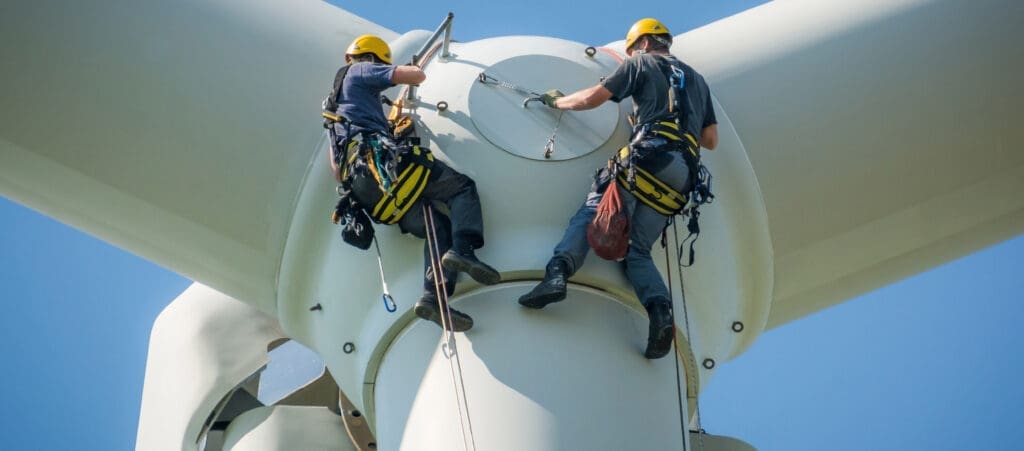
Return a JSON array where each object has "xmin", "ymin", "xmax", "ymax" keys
[
  {"xmin": 672, "ymin": 220, "xmax": 705, "ymax": 450},
  {"xmin": 372, "ymin": 237, "xmax": 397, "ymax": 312},
  {"xmin": 424, "ymin": 204, "xmax": 478, "ymax": 451},
  {"xmin": 662, "ymin": 228, "xmax": 688, "ymax": 451},
  {"xmin": 425, "ymin": 205, "xmax": 479, "ymax": 449}
]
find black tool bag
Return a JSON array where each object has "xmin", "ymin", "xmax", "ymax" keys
[{"xmin": 333, "ymin": 192, "xmax": 375, "ymax": 250}]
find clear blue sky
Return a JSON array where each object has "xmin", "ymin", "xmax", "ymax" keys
[{"xmin": 3, "ymin": 1, "xmax": 1023, "ymax": 450}]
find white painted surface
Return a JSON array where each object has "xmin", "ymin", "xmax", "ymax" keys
[
  {"xmin": 0, "ymin": 1, "xmax": 1021, "ymax": 450},
  {"xmin": 135, "ymin": 284, "xmax": 286, "ymax": 451},
  {"xmin": 690, "ymin": 433, "xmax": 757, "ymax": 451},
  {"xmin": 276, "ymin": 34, "xmax": 771, "ymax": 416},
  {"xmin": 373, "ymin": 284, "xmax": 691, "ymax": 451},
  {"xmin": 0, "ymin": 0, "xmax": 397, "ymax": 315},
  {"xmin": 469, "ymin": 51, "xmax": 620, "ymax": 160},
  {"xmin": 673, "ymin": 0, "xmax": 1024, "ymax": 327},
  {"xmin": 223, "ymin": 406, "xmax": 356, "ymax": 451}
]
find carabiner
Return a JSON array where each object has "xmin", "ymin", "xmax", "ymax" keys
[{"xmin": 382, "ymin": 293, "xmax": 397, "ymax": 313}]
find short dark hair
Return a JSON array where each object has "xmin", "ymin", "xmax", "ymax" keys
[
  {"xmin": 350, "ymin": 53, "xmax": 380, "ymax": 64},
  {"xmin": 644, "ymin": 34, "xmax": 672, "ymax": 52}
]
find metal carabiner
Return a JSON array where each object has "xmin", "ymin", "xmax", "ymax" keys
[
  {"xmin": 382, "ymin": 293, "xmax": 396, "ymax": 312},
  {"xmin": 374, "ymin": 237, "xmax": 397, "ymax": 313}
]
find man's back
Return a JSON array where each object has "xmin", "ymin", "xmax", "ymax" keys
[
  {"xmin": 602, "ymin": 53, "xmax": 716, "ymax": 140},
  {"xmin": 335, "ymin": 62, "xmax": 395, "ymax": 134}
]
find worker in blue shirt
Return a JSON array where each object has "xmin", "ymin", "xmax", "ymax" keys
[{"xmin": 325, "ymin": 35, "xmax": 501, "ymax": 332}]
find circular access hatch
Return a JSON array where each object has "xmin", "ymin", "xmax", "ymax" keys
[{"xmin": 469, "ymin": 54, "xmax": 620, "ymax": 161}]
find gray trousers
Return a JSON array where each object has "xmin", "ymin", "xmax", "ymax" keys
[{"xmin": 551, "ymin": 149, "xmax": 691, "ymax": 307}]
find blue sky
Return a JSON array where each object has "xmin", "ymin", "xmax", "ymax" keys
[{"xmin": 3, "ymin": 1, "xmax": 1023, "ymax": 450}]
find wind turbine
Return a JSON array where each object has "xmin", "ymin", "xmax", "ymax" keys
[{"xmin": 1, "ymin": 0, "xmax": 1021, "ymax": 449}]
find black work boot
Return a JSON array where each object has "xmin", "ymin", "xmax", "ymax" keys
[
  {"xmin": 414, "ymin": 292, "xmax": 474, "ymax": 332},
  {"xmin": 441, "ymin": 247, "xmax": 501, "ymax": 286},
  {"xmin": 518, "ymin": 258, "xmax": 569, "ymax": 309},
  {"xmin": 644, "ymin": 298, "xmax": 675, "ymax": 359}
]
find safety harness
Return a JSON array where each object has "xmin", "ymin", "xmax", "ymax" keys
[
  {"xmin": 615, "ymin": 121, "xmax": 698, "ymax": 216},
  {"xmin": 613, "ymin": 56, "xmax": 714, "ymax": 266},
  {"xmin": 323, "ymin": 65, "xmax": 434, "ymax": 226}
]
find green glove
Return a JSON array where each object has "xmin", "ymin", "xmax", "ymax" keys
[{"xmin": 539, "ymin": 89, "xmax": 564, "ymax": 109}]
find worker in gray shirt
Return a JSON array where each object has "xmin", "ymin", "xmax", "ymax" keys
[{"xmin": 519, "ymin": 18, "xmax": 718, "ymax": 358}]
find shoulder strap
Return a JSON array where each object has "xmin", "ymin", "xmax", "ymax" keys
[
  {"xmin": 324, "ymin": 65, "xmax": 351, "ymax": 113},
  {"xmin": 655, "ymin": 56, "xmax": 692, "ymax": 130}
]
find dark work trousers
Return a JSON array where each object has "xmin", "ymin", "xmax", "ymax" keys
[
  {"xmin": 341, "ymin": 128, "xmax": 486, "ymax": 295},
  {"xmin": 395, "ymin": 160, "xmax": 486, "ymax": 295}
]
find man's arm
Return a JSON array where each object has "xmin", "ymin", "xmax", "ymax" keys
[
  {"xmin": 392, "ymin": 65, "xmax": 426, "ymax": 85},
  {"xmin": 554, "ymin": 84, "xmax": 613, "ymax": 111},
  {"xmin": 700, "ymin": 124, "xmax": 718, "ymax": 150}
]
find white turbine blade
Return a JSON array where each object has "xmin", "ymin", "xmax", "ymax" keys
[
  {"xmin": 677, "ymin": 0, "xmax": 1024, "ymax": 327},
  {"xmin": 0, "ymin": 0, "xmax": 395, "ymax": 314}
]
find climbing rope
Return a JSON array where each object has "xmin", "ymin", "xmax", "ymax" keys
[
  {"xmin": 423, "ymin": 204, "xmax": 478, "ymax": 451},
  {"xmin": 662, "ymin": 229, "xmax": 689, "ymax": 451},
  {"xmin": 543, "ymin": 111, "xmax": 564, "ymax": 159},
  {"xmin": 372, "ymin": 237, "xmax": 397, "ymax": 313},
  {"xmin": 671, "ymin": 219, "xmax": 706, "ymax": 450}
]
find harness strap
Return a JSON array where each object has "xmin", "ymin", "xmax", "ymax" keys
[
  {"xmin": 616, "ymin": 162, "xmax": 688, "ymax": 216},
  {"xmin": 323, "ymin": 64, "xmax": 351, "ymax": 114},
  {"xmin": 370, "ymin": 146, "xmax": 434, "ymax": 224},
  {"xmin": 614, "ymin": 124, "xmax": 699, "ymax": 216},
  {"xmin": 647, "ymin": 121, "xmax": 698, "ymax": 157},
  {"xmin": 338, "ymin": 140, "xmax": 360, "ymax": 180}
]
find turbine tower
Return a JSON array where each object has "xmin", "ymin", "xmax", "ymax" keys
[{"xmin": 1, "ymin": 0, "xmax": 1021, "ymax": 449}]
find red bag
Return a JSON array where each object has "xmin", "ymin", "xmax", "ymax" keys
[{"xmin": 588, "ymin": 180, "xmax": 630, "ymax": 260}]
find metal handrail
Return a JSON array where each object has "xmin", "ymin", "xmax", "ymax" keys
[
  {"xmin": 411, "ymin": 12, "xmax": 454, "ymax": 66},
  {"xmin": 405, "ymin": 12, "xmax": 454, "ymax": 105}
]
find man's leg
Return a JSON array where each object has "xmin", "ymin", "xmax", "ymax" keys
[
  {"xmin": 623, "ymin": 152, "xmax": 691, "ymax": 359},
  {"xmin": 518, "ymin": 189, "xmax": 602, "ymax": 308},
  {"xmin": 622, "ymin": 196, "xmax": 675, "ymax": 359},
  {"xmin": 421, "ymin": 160, "xmax": 501, "ymax": 285},
  {"xmin": 400, "ymin": 201, "xmax": 474, "ymax": 332},
  {"xmin": 623, "ymin": 202, "xmax": 671, "ymax": 306}
]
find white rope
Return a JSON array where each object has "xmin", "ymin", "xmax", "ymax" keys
[
  {"xmin": 423, "ymin": 204, "xmax": 478, "ymax": 451},
  {"xmin": 672, "ymin": 219, "xmax": 705, "ymax": 450},
  {"xmin": 662, "ymin": 228, "xmax": 689, "ymax": 451}
]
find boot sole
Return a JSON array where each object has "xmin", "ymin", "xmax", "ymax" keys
[
  {"xmin": 441, "ymin": 253, "xmax": 501, "ymax": 285},
  {"xmin": 644, "ymin": 324, "xmax": 675, "ymax": 359},
  {"xmin": 517, "ymin": 290, "xmax": 566, "ymax": 309},
  {"xmin": 414, "ymin": 303, "xmax": 473, "ymax": 332}
]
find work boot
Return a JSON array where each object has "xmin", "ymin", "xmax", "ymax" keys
[
  {"xmin": 518, "ymin": 258, "xmax": 569, "ymax": 309},
  {"xmin": 414, "ymin": 292, "xmax": 474, "ymax": 332},
  {"xmin": 441, "ymin": 249, "xmax": 501, "ymax": 285},
  {"xmin": 644, "ymin": 299, "xmax": 675, "ymax": 359}
]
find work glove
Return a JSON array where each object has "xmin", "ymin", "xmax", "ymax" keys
[{"xmin": 539, "ymin": 89, "xmax": 564, "ymax": 109}]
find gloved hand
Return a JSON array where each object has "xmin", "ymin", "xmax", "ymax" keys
[{"xmin": 539, "ymin": 89, "xmax": 564, "ymax": 109}]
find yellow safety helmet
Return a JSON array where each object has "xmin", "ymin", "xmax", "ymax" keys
[
  {"xmin": 625, "ymin": 18, "xmax": 671, "ymax": 52},
  {"xmin": 345, "ymin": 34, "xmax": 392, "ymax": 64}
]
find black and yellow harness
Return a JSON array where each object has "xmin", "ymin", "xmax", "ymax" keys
[
  {"xmin": 615, "ymin": 121, "xmax": 700, "ymax": 216},
  {"xmin": 610, "ymin": 56, "xmax": 715, "ymax": 265},
  {"xmin": 323, "ymin": 63, "xmax": 434, "ymax": 226},
  {"xmin": 329, "ymin": 125, "xmax": 435, "ymax": 225}
]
